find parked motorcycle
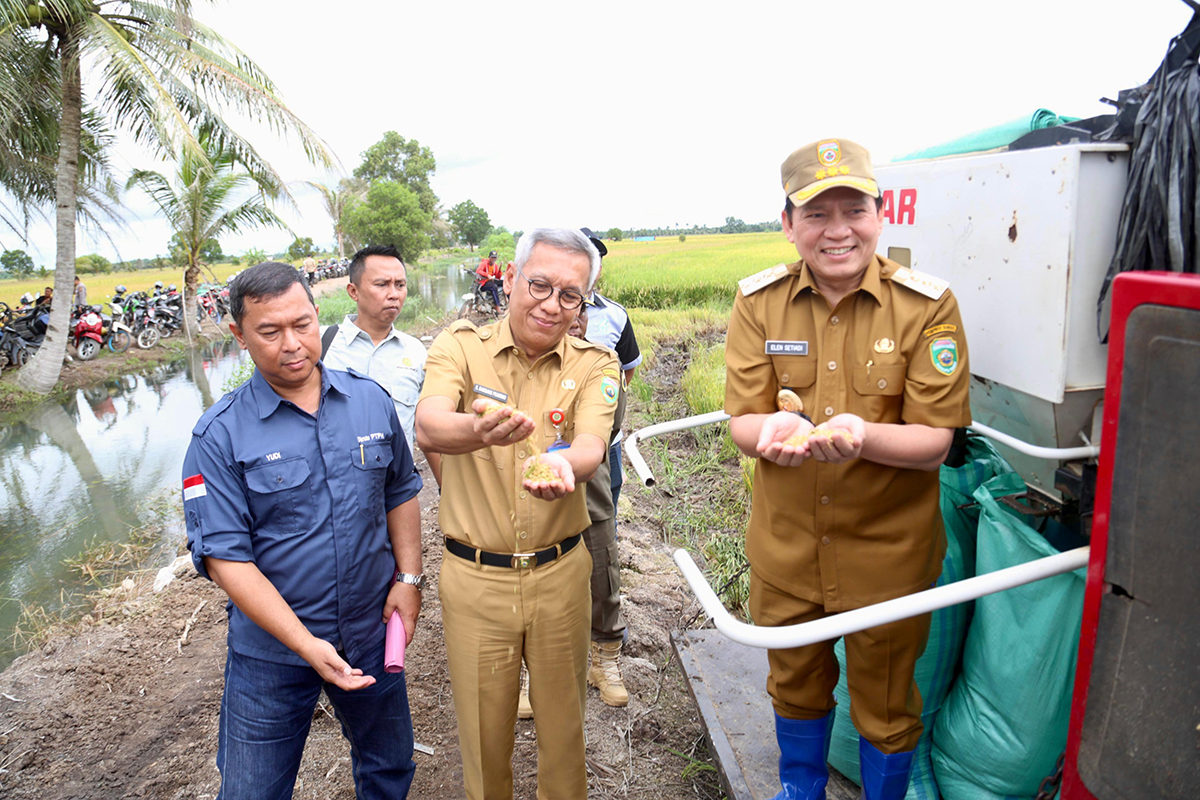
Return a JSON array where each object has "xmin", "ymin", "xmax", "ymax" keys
[{"xmin": 70, "ymin": 304, "xmax": 105, "ymax": 361}]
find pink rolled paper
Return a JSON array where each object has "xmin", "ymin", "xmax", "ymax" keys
[{"xmin": 384, "ymin": 611, "xmax": 406, "ymax": 673}]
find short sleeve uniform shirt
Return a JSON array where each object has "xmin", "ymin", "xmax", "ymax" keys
[
  {"xmin": 724, "ymin": 256, "xmax": 971, "ymax": 611},
  {"xmin": 419, "ymin": 318, "xmax": 619, "ymax": 553}
]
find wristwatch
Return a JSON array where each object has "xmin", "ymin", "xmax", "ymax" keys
[{"xmin": 394, "ymin": 571, "xmax": 426, "ymax": 591}]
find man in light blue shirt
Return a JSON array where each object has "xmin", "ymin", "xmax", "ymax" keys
[{"xmin": 323, "ymin": 244, "xmax": 442, "ymax": 486}]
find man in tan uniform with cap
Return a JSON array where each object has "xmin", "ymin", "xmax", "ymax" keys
[
  {"xmin": 724, "ymin": 139, "xmax": 971, "ymax": 800},
  {"xmin": 416, "ymin": 227, "xmax": 619, "ymax": 800}
]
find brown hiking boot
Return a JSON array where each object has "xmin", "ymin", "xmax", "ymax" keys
[
  {"xmin": 587, "ymin": 640, "xmax": 630, "ymax": 707},
  {"xmin": 518, "ymin": 661, "xmax": 533, "ymax": 719}
]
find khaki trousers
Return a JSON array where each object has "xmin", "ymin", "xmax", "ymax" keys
[
  {"xmin": 440, "ymin": 541, "xmax": 592, "ymax": 800},
  {"xmin": 583, "ymin": 456, "xmax": 624, "ymax": 643},
  {"xmin": 749, "ymin": 570, "xmax": 931, "ymax": 754}
]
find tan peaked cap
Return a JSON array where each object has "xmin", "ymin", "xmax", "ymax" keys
[{"xmin": 781, "ymin": 138, "xmax": 880, "ymax": 206}]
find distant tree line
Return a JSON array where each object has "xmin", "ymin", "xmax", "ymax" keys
[{"xmin": 601, "ymin": 216, "xmax": 782, "ymax": 241}]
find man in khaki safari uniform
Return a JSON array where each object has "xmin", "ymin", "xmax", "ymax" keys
[
  {"xmin": 416, "ymin": 227, "xmax": 619, "ymax": 799},
  {"xmin": 724, "ymin": 139, "xmax": 971, "ymax": 800}
]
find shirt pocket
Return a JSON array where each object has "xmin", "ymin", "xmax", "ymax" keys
[
  {"xmin": 245, "ymin": 457, "xmax": 312, "ymax": 535},
  {"xmin": 351, "ymin": 441, "xmax": 394, "ymax": 519},
  {"xmin": 851, "ymin": 362, "xmax": 907, "ymax": 424},
  {"xmin": 771, "ymin": 357, "xmax": 818, "ymax": 412}
]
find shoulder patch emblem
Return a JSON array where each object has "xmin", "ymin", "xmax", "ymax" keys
[
  {"xmin": 891, "ymin": 266, "xmax": 949, "ymax": 301},
  {"xmin": 738, "ymin": 264, "xmax": 790, "ymax": 297},
  {"xmin": 600, "ymin": 376, "xmax": 619, "ymax": 404},
  {"xmin": 930, "ymin": 337, "xmax": 958, "ymax": 375}
]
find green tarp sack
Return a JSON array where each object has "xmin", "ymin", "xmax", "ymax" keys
[
  {"xmin": 826, "ymin": 436, "xmax": 1012, "ymax": 796},
  {"xmin": 893, "ymin": 109, "xmax": 1079, "ymax": 162},
  {"xmin": 932, "ymin": 471, "xmax": 1087, "ymax": 800}
]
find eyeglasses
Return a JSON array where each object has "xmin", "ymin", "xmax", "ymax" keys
[{"xmin": 516, "ymin": 267, "xmax": 586, "ymax": 310}]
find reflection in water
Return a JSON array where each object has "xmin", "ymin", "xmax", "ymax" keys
[
  {"xmin": 0, "ymin": 338, "xmax": 248, "ymax": 669},
  {"xmin": 412, "ymin": 261, "xmax": 476, "ymax": 314}
]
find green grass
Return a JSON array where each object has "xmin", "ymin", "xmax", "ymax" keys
[
  {"xmin": 0, "ymin": 262, "xmax": 248, "ymax": 308},
  {"xmin": 598, "ymin": 232, "xmax": 796, "ymax": 309}
]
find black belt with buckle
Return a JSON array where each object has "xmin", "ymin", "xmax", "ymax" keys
[{"xmin": 445, "ymin": 534, "xmax": 582, "ymax": 569}]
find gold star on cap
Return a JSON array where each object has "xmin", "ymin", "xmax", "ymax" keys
[{"xmin": 815, "ymin": 169, "xmax": 826, "ymax": 180}]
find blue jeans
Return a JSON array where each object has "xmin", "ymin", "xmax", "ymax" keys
[{"xmin": 216, "ymin": 636, "xmax": 415, "ymax": 800}]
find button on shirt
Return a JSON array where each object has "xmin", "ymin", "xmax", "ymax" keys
[
  {"xmin": 724, "ymin": 256, "xmax": 972, "ymax": 611},
  {"xmin": 420, "ymin": 317, "xmax": 619, "ymax": 553},
  {"xmin": 182, "ymin": 367, "xmax": 422, "ymax": 667},
  {"xmin": 322, "ymin": 314, "xmax": 428, "ymax": 458}
]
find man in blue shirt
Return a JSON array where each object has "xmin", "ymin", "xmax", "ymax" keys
[{"xmin": 182, "ymin": 261, "xmax": 425, "ymax": 800}]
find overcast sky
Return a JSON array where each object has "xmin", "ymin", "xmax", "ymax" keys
[{"xmin": 7, "ymin": 0, "xmax": 1195, "ymax": 265}]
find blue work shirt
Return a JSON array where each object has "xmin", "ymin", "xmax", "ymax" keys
[{"xmin": 181, "ymin": 365, "xmax": 422, "ymax": 668}]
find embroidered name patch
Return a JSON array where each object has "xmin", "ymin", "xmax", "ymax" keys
[
  {"xmin": 766, "ymin": 340, "xmax": 809, "ymax": 356},
  {"xmin": 923, "ymin": 323, "xmax": 958, "ymax": 338},
  {"xmin": 473, "ymin": 383, "xmax": 508, "ymax": 403}
]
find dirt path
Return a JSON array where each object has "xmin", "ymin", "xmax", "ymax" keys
[{"xmin": 0, "ymin": 325, "xmax": 729, "ymax": 799}]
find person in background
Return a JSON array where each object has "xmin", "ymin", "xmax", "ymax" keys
[
  {"xmin": 323, "ymin": 244, "xmax": 442, "ymax": 486},
  {"xmin": 73, "ymin": 276, "xmax": 87, "ymax": 308},
  {"xmin": 475, "ymin": 249, "xmax": 504, "ymax": 309},
  {"xmin": 724, "ymin": 138, "xmax": 971, "ymax": 800},
  {"xmin": 34, "ymin": 286, "xmax": 53, "ymax": 309},
  {"xmin": 182, "ymin": 260, "xmax": 425, "ymax": 800},
  {"xmin": 416, "ymin": 228, "xmax": 618, "ymax": 799}
]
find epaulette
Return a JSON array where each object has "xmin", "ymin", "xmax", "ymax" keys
[
  {"xmin": 447, "ymin": 319, "xmax": 477, "ymax": 334},
  {"xmin": 890, "ymin": 266, "xmax": 949, "ymax": 301},
  {"xmin": 738, "ymin": 264, "xmax": 790, "ymax": 296},
  {"xmin": 192, "ymin": 391, "xmax": 237, "ymax": 436},
  {"xmin": 567, "ymin": 335, "xmax": 604, "ymax": 351}
]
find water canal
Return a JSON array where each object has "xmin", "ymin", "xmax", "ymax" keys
[{"xmin": 0, "ymin": 261, "xmax": 477, "ymax": 669}]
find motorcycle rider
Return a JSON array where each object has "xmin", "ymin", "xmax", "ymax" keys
[{"xmin": 475, "ymin": 250, "xmax": 504, "ymax": 310}]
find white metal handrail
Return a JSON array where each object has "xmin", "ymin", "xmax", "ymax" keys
[
  {"xmin": 624, "ymin": 411, "xmax": 729, "ymax": 487},
  {"xmin": 625, "ymin": 413, "xmax": 1100, "ymax": 487},
  {"xmin": 674, "ymin": 546, "xmax": 1090, "ymax": 649},
  {"xmin": 968, "ymin": 421, "xmax": 1099, "ymax": 461}
]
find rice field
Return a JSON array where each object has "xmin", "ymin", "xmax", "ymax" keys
[
  {"xmin": 0, "ymin": 262, "xmax": 246, "ymax": 308},
  {"xmin": 597, "ymin": 232, "xmax": 797, "ymax": 309}
]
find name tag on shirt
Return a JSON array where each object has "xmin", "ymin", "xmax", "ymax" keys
[
  {"xmin": 473, "ymin": 383, "xmax": 509, "ymax": 403},
  {"xmin": 765, "ymin": 340, "xmax": 809, "ymax": 356}
]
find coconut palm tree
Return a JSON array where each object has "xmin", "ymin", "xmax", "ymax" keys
[
  {"xmin": 0, "ymin": 1, "xmax": 334, "ymax": 394},
  {"xmin": 128, "ymin": 126, "xmax": 287, "ymax": 337},
  {"xmin": 0, "ymin": 18, "xmax": 119, "ymax": 240},
  {"xmin": 305, "ymin": 177, "xmax": 365, "ymax": 259}
]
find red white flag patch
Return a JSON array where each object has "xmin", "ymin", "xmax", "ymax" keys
[{"xmin": 183, "ymin": 474, "xmax": 207, "ymax": 501}]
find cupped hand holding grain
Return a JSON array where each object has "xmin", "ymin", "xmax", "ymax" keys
[{"xmin": 472, "ymin": 398, "xmax": 536, "ymax": 446}]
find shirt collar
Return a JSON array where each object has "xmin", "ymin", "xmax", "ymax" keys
[
  {"xmin": 494, "ymin": 316, "xmax": 568, "ymax": 364},
  {"xmin": 249, "ymin": 363, "xmax": 343, "ymax": 420},
  {"xmin": 340, "ymin": 313, "xmax": 399, "ymax": 346},
  {"xmin": 586, "ymin": 291, "xmax": 608, "ymax": 309},
  {"xmin": 788, "ymin": 255, "xmax": 885, "ymax": 306}
]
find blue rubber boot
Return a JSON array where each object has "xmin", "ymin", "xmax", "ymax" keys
[
  {"xmin": 858, "ymin": 737, "xmax": 915, "ymax": 800},
  {"xmin": 771, "ymin": 711, "xmax": 835, "ymax": 800}
]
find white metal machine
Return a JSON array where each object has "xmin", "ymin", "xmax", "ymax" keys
[{"xmin": 874, "ymin": 143, "xmax": 1128, "ymax": 498}]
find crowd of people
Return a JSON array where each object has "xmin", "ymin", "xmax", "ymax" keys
[{"xmin": 181, "ymin": 135, "xmax": 970, "ymax": 800}]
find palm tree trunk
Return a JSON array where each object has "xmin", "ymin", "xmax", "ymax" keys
[
  {"xmin": 337, "ymin": 229, "xmax": 344, "ymax": 259},
  {"xmin": 183, "ymin": 263, "xmax": 202, "ymax": 339},
  {"xmin": 18, "ymin": 29, "xmax": 80, "ymax": 394}
]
